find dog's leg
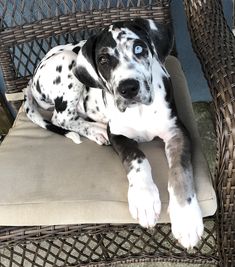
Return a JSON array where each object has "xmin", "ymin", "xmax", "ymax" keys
[
  {"xmin": 51, "ymin": 109, "xmax": 109, "ymax": 145},
  {"xmin": 108, "ymin": 126, "xmax": 161, "ymax": 228},
  {"xmin": 163, "ymin": 124, "xmax": 203, "ymax": 248}
]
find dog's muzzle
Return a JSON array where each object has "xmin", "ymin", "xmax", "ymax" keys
[
  {"xmin": 115, "ymin": 78, "xmax": 153, "ymax": 112},
  {"xmin": 117, "ymin": 79, "xmax": 139, "ymax": 100}
]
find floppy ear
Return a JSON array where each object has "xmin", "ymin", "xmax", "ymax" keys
[
  {"xmin": 73, "ymin": 35, "xmax": 103, "ymax": 88},
  {"xmin": 132, "ymin": 18, "xmax": 174, "ymax": 62}
]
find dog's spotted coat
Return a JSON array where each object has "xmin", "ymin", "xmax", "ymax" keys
[{"xmin": 24, "ymin": 19, "xmax": 204, "ymax": 249}]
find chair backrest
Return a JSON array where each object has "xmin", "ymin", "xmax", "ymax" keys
[{"xmin": 0, "ymin": 0, "xmax": 171, "ymax": 111}]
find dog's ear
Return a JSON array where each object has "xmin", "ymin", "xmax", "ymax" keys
[
  {"xmin": 73, "ymin": 35, "xmax": 103, "ymax": 88},
  {"xmin": 132, "ymin": 18, "xmax": 174, "ymax": 62}
]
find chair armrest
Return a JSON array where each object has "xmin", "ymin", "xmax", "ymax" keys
[{"xmin": 183, "ymin": 0, "xmax": 235, "ymax": 265}]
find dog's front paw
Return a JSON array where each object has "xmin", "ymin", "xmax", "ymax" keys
[
  {"xmin": 168, "ymin": 191, "xmax": 204, "ymax": 249},
  {"xmin": 87, "ymin": 122, "xmax": 110, "ymax": 145},
  {"xmin": 65, "ymin": 132, "xmax": 82, "ymax": 144},
  {"xmin": 128, "ymin": 182, "xmax": 161, "ymax": 228}
]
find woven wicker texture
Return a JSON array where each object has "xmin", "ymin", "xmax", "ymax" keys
[
  {"xmin": 184, "ymin": 0, "xmax": 235, "ymax": 266},
  {"xmin": 0, "ymin": 219, "xmax": 217, "ymax": 267},
  {"xmin": 0, "ymin": 0, "xmax": 170, "ymax": 27}
]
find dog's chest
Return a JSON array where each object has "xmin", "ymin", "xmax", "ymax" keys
[{"xmin": 108, "ymin": 88, "xmax": 176, "ymax": 142}]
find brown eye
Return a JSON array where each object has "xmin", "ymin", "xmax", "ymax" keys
[{"xmin": 98, "ymin": 55, "xmax": 109, "ymax": 65}]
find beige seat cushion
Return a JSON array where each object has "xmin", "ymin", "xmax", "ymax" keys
[{"xmin": 0, "ymin": 56, "xmax": 217, "ymax": 226}]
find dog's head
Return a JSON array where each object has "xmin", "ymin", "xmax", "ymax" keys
[{"xmin": 74, "ymin": 19, "xmax": 173, "ymax": 112}]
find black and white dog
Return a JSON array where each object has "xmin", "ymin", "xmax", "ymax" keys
[{"xmin": 24, "ymin": 19, "xmax": 203, "ymax": 248}]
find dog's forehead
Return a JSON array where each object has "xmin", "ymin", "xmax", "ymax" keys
[
  {"xmin": 96, "ymin": 25, "xmax": 141, "ymax": 56},
  {"xmin": 108, "ymin": 25, "xmax": 139, "ymax": 42}
]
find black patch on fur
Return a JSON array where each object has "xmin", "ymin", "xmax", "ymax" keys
[
  {"xmin": 26, "ymin": 107, "xmax": 29, "ymax": 113},
  {"xmin": 84, "ymin": 127, "xmax": 89, "ymax": 136},
  {"xmin": 72, "ymin": 46, "xmax": 81, "ymax": 54},
  {"xmin": 68, "ymin": 74, "xmax": 72, "ymax": 79},
  {"xmin": 53, "ymin": 76, "xmax": 61, "ymax": 85},
  {"xmin": 162, "ymin": 76, "xmax": 177, "ymax": 117},
  {"xmin": 117, "ymin": 31, "xmax": 125, "ymax": 40},
  {"xmin": 54, "ymin": 96, "xmax": 67, "ymax": 113},
  {"xmin": 144, "ymin": 80, "xmax": 150, "ymax": 91},
  {"xmin": 68, "ymin": 60, "xmax": 76, "ymax": 70},
  {"xmin": 83, "ymin": 95, "xmax": 89, "ymax": 113},
  {"xmin": 107, "ymin": 124, "xmax": 145, "ymax": 172},
  {"xmin": 36, "ymin": 80, "xmax": 41, "ymax": 93},
  {"xmin": 96, "ymin": 30, "xmax": 117, "ymax": 49},
  {"xmin": 44, "ymin": 120, "xmax": 69, "ymax": 135},
  {"xmin": 56, "ymin": 65, "xmax": 62, "ymax": 72},
  {"xmin": 74, "ymin": 67, "xmax": 99, "ymax": 88},
  {"xmin": 187, "ymin": 197, "xmax": 192, "ymax": 204},
  {"xmin": 97, "ymin": 55, "xmax": 119, "ymax": 81},
  {"xmin": 73, "ymin": 115, "xmax": 80, "ymax": 121},
  {"xmin": 123, "ymin": 55, "xmax": 129, "ymax": 61},
  {"xmin": 86, "ymin": 117, "xmax": 95, "ymax": 122},
  {"xmin": 85, "ymin": 86, "xmax": 90, "ymax": 92},
  {"xmin": 114, "ymin": 49, "xmax": 119, "ymax": 57},
  {"xmin": 102, "ymin": 90, "xmax": 107, "ymax": 107},
  {"xmin": 112, "ymin": 22, "xmax": 126, "ymax": 30},
  {"xmin": 68, "ymin": 83, "xmax": 73, "ymax": 89}
]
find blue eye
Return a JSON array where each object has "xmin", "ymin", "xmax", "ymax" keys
[{"xmin": 134, "ymin": 45, "xmax": 143, "ymax": 55}]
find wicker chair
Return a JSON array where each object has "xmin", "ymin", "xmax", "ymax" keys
[{"xmin": 0, "ymin": 0, "xmax": 234, "ymax": 266}]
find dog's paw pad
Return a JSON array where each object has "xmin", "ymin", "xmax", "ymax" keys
[
  {"xmin": 65, "ymin": 132, "xmax": 82, "ymax": 144},
  {"xmin": 168, "ymin": 193, "xmax": 204, "ymax": 249}
]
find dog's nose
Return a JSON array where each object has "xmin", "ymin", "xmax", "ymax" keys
[{"xmin": 117, "ymin": 79, "xmax": 139, "ymax": 99}]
